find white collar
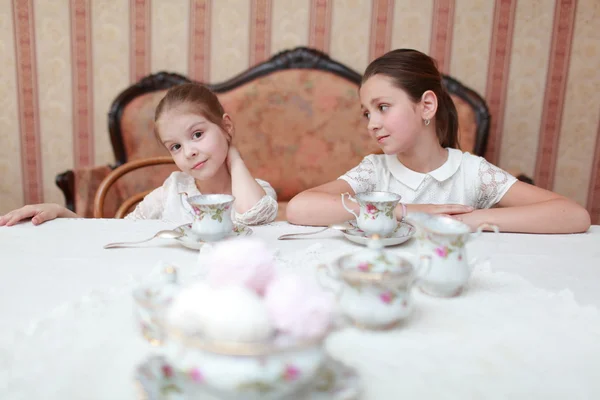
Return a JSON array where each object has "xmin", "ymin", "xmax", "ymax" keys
[{"xmin": 385, "ymin": 148, "xmax": 463, "ymax": 190}]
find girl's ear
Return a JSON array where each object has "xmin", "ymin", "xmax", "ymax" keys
[
  {"xmin": 420, "ymin": 90, "xmax": 438, "ymax": 121},
  {"xmin": 222, "ymin": 113, "xmax": 235, "ymax": 142}
]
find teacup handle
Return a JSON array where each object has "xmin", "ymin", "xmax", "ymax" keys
[
  {"xmin": 316, "ymin": 264, "xmax": 342, "ymax": 298},
  {"xmin": 341, "ymin": 193, "xmax": 359, "ymax": 220},
  {"xmin": 179, "ymin": 192, "xmax": 194, "ymax": 217},
  {"xmin": 468, "ymin": 223, "xmax": 499, "ymax": 271},
  {"xmin": 474, "ymin": 223, "xmax": 499, "ymax": 236}
]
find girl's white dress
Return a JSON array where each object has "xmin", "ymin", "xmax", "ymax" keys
[
  {"xmin": 124, "ymin": 172, "xmax": 278, "ymax": 225},
  {"xmin": 339, "ymin": 148, "xmax": 517, "ymax": 209}
]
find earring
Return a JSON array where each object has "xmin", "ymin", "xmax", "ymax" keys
[{"xmin": 424, "ymin": 119, "xmax": 431, "ymax": 126}]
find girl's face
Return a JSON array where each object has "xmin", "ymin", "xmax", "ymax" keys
[
  {"xmin": 156, "ymin": 105, "xmax": 231, "ymax": 180},
  {"xmin": 359, "ymin": 75, "xmax": 424, "ymax": 155}
]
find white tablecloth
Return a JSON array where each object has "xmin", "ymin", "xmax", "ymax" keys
[{"xmin": 1, "ymin": 219, "xmax": 600, "ymax": 399}]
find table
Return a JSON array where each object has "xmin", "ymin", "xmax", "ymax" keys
[{"xmin": 1, "ymin": 219, "xmax": 600, "ymax": 399}]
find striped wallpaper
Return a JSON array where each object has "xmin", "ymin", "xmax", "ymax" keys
[{"xmin": 1, "ymin": 0, "xmax": 600, "ymax": 223}]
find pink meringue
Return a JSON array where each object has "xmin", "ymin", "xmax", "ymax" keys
[
  {"xmin": 204, "ymin": 238, "xmax": 276, "ymax": 295},
  {"xmin": 264, "ymin": 273, "xmax": 335, "ymax": 339}
]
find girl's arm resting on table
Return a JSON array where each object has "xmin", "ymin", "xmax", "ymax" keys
[
  {"xmin": 0, "ymin": 203, "xmax": 79, "ymax": 226},
  {"xmin": 456, "ymin": 181, "xmax": 591, "ymax": 234},
  {"xmin": 286, "ymin": 180, "xmax": 360, "ymax": 226},
  {"xmin": 286, "ymin": 180, "xmax": 474, "ymax": 226}
]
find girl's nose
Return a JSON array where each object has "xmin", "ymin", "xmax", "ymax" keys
[
  {"xmin": 368, "ymin": 118, "xmax": 381, "ymax": 134},
  {"xmin": 184, "ymin": 146, "xmax": 198, "ymax": 158}
]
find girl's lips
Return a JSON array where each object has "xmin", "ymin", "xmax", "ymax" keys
[
  {"xmin": 377, "ymin": 135, "xmax": 389, "ymax": 143},
  {"xmin": 192, "ymin": 160, "xmax": 206, "ymax": 170}
]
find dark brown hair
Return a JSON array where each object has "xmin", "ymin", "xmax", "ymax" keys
[
  {"xmin": 154, "ymin": 83, "xmax": 226, "ymax": 139},
  {"xmin": 361, "ymin": 49, "xmax": 459, "ymax": 149}
]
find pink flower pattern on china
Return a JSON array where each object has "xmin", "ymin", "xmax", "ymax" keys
[
  {"xmin": 162, "ymin": 364, "xmax": 174, "ymax": 378},
  {"xmin": 379, "ymin": 291, "xmax": 409, "ymax": 306},
  {"xmin": 357, "ymin": 262, "xmax": 371, "ymax": 272},
  {"xmin": 189, "ymin": 368, "xmax": 204, "ymax": 383},
  {"xmin": 361, "ymin": 202, "xmax": 396, "ymax": 220},
  {"xmin": 435, "ymin": 246, "xmax": 450, "ymax": 258},
  {"xmin": 379, "ymin": 291, "xmax": 395, "ymax": 304},
  {"xmin": 190, "ymin": 203, "xmax": 231, "ymax": 223},
  {"xmin": 283, "ymin": 365, "xmax": 301, "ymax": 381}
]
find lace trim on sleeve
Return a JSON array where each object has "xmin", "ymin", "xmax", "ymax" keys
[
  {"xmin": 338, "ymin": 157, "xmax": 377, "ymax": 193},
  {"xmin": 124, "ymin": 187, "xmax": 165, "ymax": 221},
  {"xmin": 234, "ymin": 195, "xmax": 278, "ymax": 225},
  {"xmin": 476, "ymin": 159, "xmax": 516, "ymax": 209},
  {"xmin": 233, "ymin": 179, "xmax": 278, "ymax": 225},
  {"xmin": 123, "ymin": 206, "xmax": 146, "ymax": 221}
]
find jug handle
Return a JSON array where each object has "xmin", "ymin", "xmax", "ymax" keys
[
  {"xmin": 410, "ymin": 255, "xmax": 432, "ymax": 287},
  {"xmin": 468, "ymin": 223, "xmax": 499, "ymax": 271},
  {"xmin": 341, "ymin": 193, "xmax": 359, "ymax": 220}
]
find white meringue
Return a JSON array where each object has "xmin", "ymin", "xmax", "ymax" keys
[
  {"xmin": 166, "ymin": 282, "xmax": 214, "ymax": 335},
  {"xmin": 202, "ymin": 286, "xmax": 274, "ymax": 342}
]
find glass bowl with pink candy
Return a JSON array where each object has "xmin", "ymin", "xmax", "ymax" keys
[{"xmin": 162, "ymin": 238, "xmax": 336, "ymax": 400}]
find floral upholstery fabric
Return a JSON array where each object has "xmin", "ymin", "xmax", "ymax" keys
[{"xmin": 217, "ymin": 70, "xmax": 380, "ymax": 202}]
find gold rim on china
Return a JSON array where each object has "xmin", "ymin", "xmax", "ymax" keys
[{"xmin": 166, "ymin": 327, "xmax": 329, "ymax": 356}]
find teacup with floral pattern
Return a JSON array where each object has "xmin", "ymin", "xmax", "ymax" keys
[
  {"xmin": 341, "ymin": 191, "xmax": 401, "ymax": 237},
  {"xmin": 180, "ymin": 193, "xmax": 235, "ymax": 242}
]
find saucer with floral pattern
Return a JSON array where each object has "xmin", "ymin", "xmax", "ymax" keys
[
  {"xmin": 341, "ymin": 221, "xmax": 415, "ymax": 247},
  {"xmin": 134, "ymin": 354, "xmax": 360, "ymax": 400},
  {"xmin": 173, "ymin": 223, "xmax": 253, "ymax": 250}
]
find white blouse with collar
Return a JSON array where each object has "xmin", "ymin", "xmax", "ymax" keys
[
  {"xmin": 338, "ymin": 148, "xmax": 517, "ymax": 209},
  {"xmin": 124, "ymin": 171, "xmax": 278, "ymax": 225}
]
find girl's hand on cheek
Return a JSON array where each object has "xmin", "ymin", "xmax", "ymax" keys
[{"xmin": 226, "ymin": 145, "xmax": 243, "ymax": 170}]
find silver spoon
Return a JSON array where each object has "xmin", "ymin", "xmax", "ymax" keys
[
  {"xmin": 277, "ymin": 223, "xmax": 352, "ymax": 240},
  {"xmin": 103, "ymin": 230, "xmax": 184, "ymax": 249}
]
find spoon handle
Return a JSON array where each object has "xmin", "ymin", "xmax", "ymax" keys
[
  {"xmin": 277, "ymin": 226, "xmax": 329, "ymax": 240},
  {"xmin": 103, "ymin": 237, "xmax": 155, "ymax": 249}
]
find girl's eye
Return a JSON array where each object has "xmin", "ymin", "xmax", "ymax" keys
[
  {"xmin": 379, "ymin": 104, "xmax": 389, "ymax": 112},
  {"xmin": 363, "ymin": 111, "xmax": 370, "ymax": 120},
  {"xmin": 169, "ymin": 144, "xmax": 181, "ymax": 152},
  {"xmin": 192, "ymin": 131, "xmax": 203, "ymax": 139}
]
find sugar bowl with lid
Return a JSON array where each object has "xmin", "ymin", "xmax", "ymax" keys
[{"xmin": 321, "ymin": 235, "xmax": 429, "ymax": 330}]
